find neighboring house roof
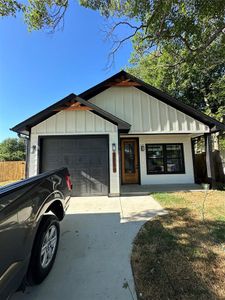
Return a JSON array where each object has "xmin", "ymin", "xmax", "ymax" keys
[
  {"xmin": 11, "ymin": 70, "xmax": 225, "ymax": 135},
  {"xmin": 11, "ymin": 93, "xmax": 131, "ymax": 135},
  {"xmin": 79, "ymin": 70, "xmax": 225, "ymax": 133}
]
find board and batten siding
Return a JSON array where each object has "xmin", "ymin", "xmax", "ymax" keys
[
  {"xmin": 137, "ymin": 135, "xmax": 195, "ymax": 184},
  {"xmin": 29, "ymin": 110, "xmax": 120, "ymax": 195},
  {"xmin": 89, "ymin": 87, "xmax": 209, "ymax": 134}
]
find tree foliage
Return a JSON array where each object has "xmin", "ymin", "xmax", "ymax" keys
[
  {"xmin": 0, "ymin": 138, "xmax": 26, "ymax": 161},
  {"xmin": 127, "ymin": 42, "xmax": 225, "ymax": 118},
  {"xmin": 0, "ymin": 0, "xmax": 68, "ymax": 30},
  {"xmin": 0, "ymin": 0, "xmax": 23, "ymax": 17},
  {"xmin": 1, "ymin": 0, "xmax": 225, "ymax": 117},
  {"xmin": 1, "ymin": 1, "xmax": 225, "ymax": 60},
  {"xmin": 1, "ymin": 1, "xmax": 225, "ymax": 51},
  {"xmin": 79, "ymin": 0, "xmax": 224, "ymax": 118}
]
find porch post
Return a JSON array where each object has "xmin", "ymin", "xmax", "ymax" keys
[
  {"xmin": 204, "ymin": 133, "xmax": 215, "ymax": 187},
  {"xmin": 191, "ymin": 137, "xmax": 197, "ymax": 183}
]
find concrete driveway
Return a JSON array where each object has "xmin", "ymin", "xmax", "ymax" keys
[{"xmin": 13, "ymin": 195, "xmax": 164, "ymax": 300}]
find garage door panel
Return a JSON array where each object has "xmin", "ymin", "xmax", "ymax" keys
[{"xmin": 40, "ymin": 136, "xmax": 109, "ymax": 196}]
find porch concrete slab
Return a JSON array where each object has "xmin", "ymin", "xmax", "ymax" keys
[
  {"xmin": 121, "ymin": 183, "xmax": 203, "ymax": 195},
  {"xmin": 13, "ymin": 195, "xmax": 163, "ymax": 300}
]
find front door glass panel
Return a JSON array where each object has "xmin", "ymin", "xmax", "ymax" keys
[{"xmin": 124, "ymin": 142, "xmax": 135, "ymax": 174}]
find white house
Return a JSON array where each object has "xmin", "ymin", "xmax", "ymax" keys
[{"xmin": 12, "ymin": 71, "xmax": 225, "ymax": 196}]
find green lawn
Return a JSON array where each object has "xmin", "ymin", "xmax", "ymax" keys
[
  {"xmin": 154, "ymin": 191, "xmax": 225, "ymax": 222},
  {"xmin": 131, "ymin": 191, "xmax": 225, "ymax": 300}
]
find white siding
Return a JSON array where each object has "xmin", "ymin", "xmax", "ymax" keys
[
  {"xmin": 29, "ymin": 86, "xmax": 205, "ymax": 191},
  {"xmin": 121, "ymin": 134, "xmax": 195, "ymax": 185},
  {"xmin": 32, "ymin": 110, "xmax": 116, "ymax": 134},
  {"xmin": 90, "ymin": 87, "xmax": 209, "ymax": 134},
  {"xmin": 29, "ymin": 110, "xmax": 120, "ymax": 195}
]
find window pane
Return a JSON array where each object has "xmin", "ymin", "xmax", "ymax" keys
[
  {"xmin": 146, "ymin": 143, "xmax": 184, "ymax": 174},
  {"xmin": 167, "ymin": 158, "xmax": 183, "ymax": 173},
  {"xmin": 147, "ymin": 158, "xmax": 164, "ymax": 173},
  {"xmin": 166, "ymin": 144, "xmax": 182, "ymax": 158},
  {"xmin": 124, "ymin": 142, "xmax": 135, "ymax": 173},
  {"xmin": 146, "ymin": 145, "xmax": 163, "ymax": 158}
]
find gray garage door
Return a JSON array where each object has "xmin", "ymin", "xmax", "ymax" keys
[{"xmin": 40, "ymin": 136, "xmax": 109, "ymax": 196}]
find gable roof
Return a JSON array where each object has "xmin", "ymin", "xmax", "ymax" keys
[
  {"xmin": 11, "ymin": 70, "xmax": 225, "ymax": 136},
  {"xmin": 11, "ymin": 93, "xmax": 131, "ymax": 135},
  {"xmin": 79, "ymin": 70, "xmax": 225, "ymax": 133}
]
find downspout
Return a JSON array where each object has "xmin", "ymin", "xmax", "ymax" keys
[
  {"xmin": 18, "ymin": 133, "xmax": 30, "ymax": 179},
  {"xmin": 118, "ymin": 129, "xmax": 121, "ymax": 196}
]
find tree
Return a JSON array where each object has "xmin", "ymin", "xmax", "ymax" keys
[
  {"xmin": 127, "ymin": 41, "xmax": 225, "ymax": 118},
  {"xmin": 84, "ymin": 1, "xmax": 225, "ymax": 117},
  {"xmin": 0, "ymin": 138, "xmax": 26, "ymax": 161},
  {"xmin": 1, "ymin": 1, "xmax": 225, "ymax": 55},
  {"xmin": 81, "ymin": 1, "xmax": 225, "ymax": 56},
  {"xmin": 0, "ymin": 0, "xmax": 68, "ymax": 31},
  {"xmin": 1, "ymin": 0, "xmax": 224, "ymax": 116}
]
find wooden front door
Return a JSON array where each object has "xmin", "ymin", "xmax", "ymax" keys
[{"xmin": 121, "ymin": 138, "xmax": 139, "ymax": 184}]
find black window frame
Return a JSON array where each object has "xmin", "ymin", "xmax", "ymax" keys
[{"xmin": 146, "ymin": 143, "xmax": 185, "ymax": 175}]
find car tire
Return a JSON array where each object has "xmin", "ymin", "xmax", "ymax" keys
[{"xmin": 27, "ymin": 215, "xmax": 60, "ymax": 285}]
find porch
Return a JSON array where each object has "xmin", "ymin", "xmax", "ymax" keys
[
  {"xmin": 120, "ymin": 183, "xmax": 203, "ymax": 196},
  {"xmin": 119, "ymin": 133, "xmax": 217, "ymax": 194}
]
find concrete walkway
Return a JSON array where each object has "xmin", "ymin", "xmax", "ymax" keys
[{"xmin": 13, "ymin": 196, "xmax": 164, "ymax": 300}]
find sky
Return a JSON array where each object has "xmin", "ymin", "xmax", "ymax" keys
[{"xmin": 0, "ymin": 2, "xmax": 133, "ymax": 141}]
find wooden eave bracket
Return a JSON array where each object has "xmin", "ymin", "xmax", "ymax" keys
[
  {"xmin": 105, "ymin": 78, "xmax": 141, "ymax": 87},
  {"xmin": 53, "ymin": 102, "xmax": 93, "ymax": 111}
]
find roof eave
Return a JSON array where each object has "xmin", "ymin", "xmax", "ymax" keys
[
  {"xmin": 210, "ymin": 125, "xmax": 225, "ymax": 133},
  {"xmin": 11, "ymin": 93, "xmax": 131, "ymax": 134},
  {"xmin": 80, "ymin": 70, "xmax": 225, "ymax": 132},
  {"xmin": 11, "ymin": 93, "xmax": 77, "ymax": 135}
]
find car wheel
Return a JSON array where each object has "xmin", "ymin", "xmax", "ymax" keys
[{"xmin": 27, "ymin": 215, "xmax": 60, "ymax": 285}]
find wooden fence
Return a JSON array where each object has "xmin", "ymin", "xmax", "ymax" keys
[
  {"xmin": 194, "ymin": 151, "xmax": 225, "ymax": 183},
  {"xmin": 0, "ymin": 161, "xmax": 26, "ymax": 182}
]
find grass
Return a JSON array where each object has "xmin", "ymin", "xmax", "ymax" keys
[
  {"xmin": 0, "ymin": 180, "xmax": 19, "ymax": 187},
  {"xmin": 131, "ymin": 191, "xmax": 225, "ymax": 300},
  {"xmin": 154, "ymin": 191, "xmax": 225, "ymax": 222}
]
